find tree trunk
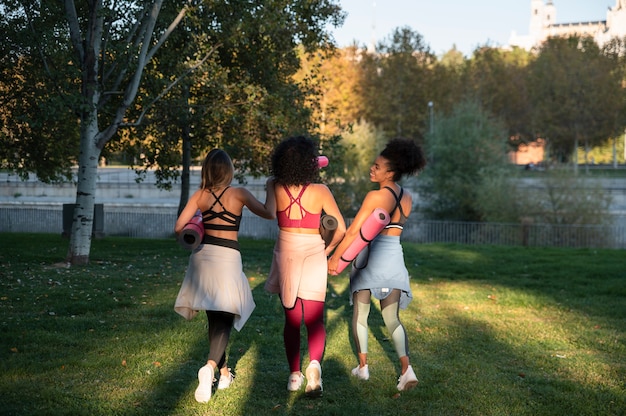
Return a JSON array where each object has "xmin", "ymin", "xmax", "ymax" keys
[
  {"xmin": 584, "ymin": 139, "xmax": 589, "ymax": 175},
  {"xmin": 573, "ymin": 135, "xmax": 579, "ymax": 175},
  {"xmin": 178, "ymin": 123, "xmax": 192, "ymax": 216},
  {"xmin": 66, "ymin": 114, "xmax": 102, "ymax": 265},
  {"xmin": 60, "ymin": 0, "xmax": 180, "ymax": 265},
  {"xmin": 613, "ymin": 136, "xmax": 617, "ymax": 169},
  {"xmin": 178, "ymin": 85, "xmax": 192, "ymax": 216}
]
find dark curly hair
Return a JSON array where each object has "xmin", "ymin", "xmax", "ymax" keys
[
  {"xmin": 380, "ymin": 138, "xmax": 427, "ymax": 182},
  {"xmin": 271, "ymin": 136, "xmax": 321, "ymax": 186}
]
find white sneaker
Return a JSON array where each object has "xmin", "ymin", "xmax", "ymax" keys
[
  {"xmin": 351, "ymin": 364, "xmax": 369, "ymax": 381},
  {"xmin": 305, "ymin": 360, "xmax": 323, "ymax": 397},
  {"xmin": 195, "ymin": 364, "xmax": 214, "ymax": 403},
  {"xmin": 396, "ymin": 365, "xmax": 418, "ymax": 391},
  {"xmin": 217, "ymin": 370, "xmax": 234, "ymax": 390},
  {"xmin": 287, "ymin": 371, "xmax": 304, "ymax": 391}
]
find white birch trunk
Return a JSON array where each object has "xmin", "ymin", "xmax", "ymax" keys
[
  {"xmin": 66, "ymin": 116, "xmax": 102, "ymax": 265},
  {"xmin": 63, "ymin": 0, "xmax": 179, "ymax": 264}
]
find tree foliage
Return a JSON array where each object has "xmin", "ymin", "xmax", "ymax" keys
[
  {"xmin": 0, "ymin": 1, "xmax": 80, "ymax": 181},
  {"xmin": 463, "ymin": 47, "xmax": 533, "ymax": 143},
  {"xmin": 2, "ymin": 0, "xmax": 344, "ymax": 264},
  {"xmin": 4, "ymin": 5, "xmax": 626, "ymax": 247},
  {"xmin": 420, "ymin": 100, "xmax": 512, "ymax": 221},
  {"xmin": 122, "ymin": 0, "xmax": 345, "ymax": 213},
  {"xmin": 295, "ymin": 45, "xmax": 364, "ymax": 138},
  {"xmin": 359, "ymin": 27, "xmax": 435, "ymax": 141},
  {"xmin": 528, "ymin": 36, "xmax": 624, "ymax": 164}
]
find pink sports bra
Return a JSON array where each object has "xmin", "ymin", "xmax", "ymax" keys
[{"xmin": 276, "ymin": 184, "xmax": 321, "ymax": 229}]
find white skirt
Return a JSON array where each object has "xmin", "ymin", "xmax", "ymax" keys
[{"xmin": 174, "ymin": 243, "xmax": 255, "ymax": 331}]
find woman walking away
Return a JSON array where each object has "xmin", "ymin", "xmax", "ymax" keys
[
  {"xmin": 265, "ymin": 136, "xmax": 346, "ymax": 397},
  {"xmin": 328, "ymin": 137, "xmax": 426, "ymax": 391},
  {"xmin": 174, "ymin": 149, "xmax": 276, "ymax": 403}
]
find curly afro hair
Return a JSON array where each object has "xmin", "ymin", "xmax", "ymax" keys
[
  {"xmin": 380, "ymin": 138, "xmax": 427, "ymax": 182},
  {"xmin": 271, "ymin": 136, "xmax": 321, "ymax": 186}
]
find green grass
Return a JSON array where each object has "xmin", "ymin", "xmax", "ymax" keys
[{"xmin": 1, "ymin": 233, "xmax": 624, "ymax": 416}]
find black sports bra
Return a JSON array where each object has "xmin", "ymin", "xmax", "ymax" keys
[
  {"xmin": 384, "ymin": 186, "xmax": 408, "ymax": 230},
  {"xmin": 202, "ymin": 187, "xmax": 242, "ymax": 232}
]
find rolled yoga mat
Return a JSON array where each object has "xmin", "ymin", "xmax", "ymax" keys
[
  {"xmin": 178, "ymin": 210, "xmax": 204, "ymax": 250},
  {"xmin": 317, "ymin": 155, "xmax": 329, "ymax": 168},
  {"xmin": 320, "ymin": 214, "xmax": 338, "ymax": 248},
  {"xmin": 333, "ymin": 208, "xmax": 390, "ymax": 274}
]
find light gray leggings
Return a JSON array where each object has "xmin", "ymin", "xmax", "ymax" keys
[{"xmin": 352, "ymin": 289, "xmax": 409, "ymax": 358}]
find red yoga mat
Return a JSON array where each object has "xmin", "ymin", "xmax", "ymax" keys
[
  {"xmin": 178, "ymin": 210, "xmax": 203, "ymax": 250},
  {"xmin": 333, "ymin": 208, "xmax": 390, "ymax": 274}
]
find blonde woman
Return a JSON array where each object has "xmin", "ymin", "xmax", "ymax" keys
[{"xmin": 174, "ymin": 149, "xmax": 276, "ymax": 403}]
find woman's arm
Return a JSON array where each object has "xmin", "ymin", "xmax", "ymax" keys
[
  {"xmin": 174, "ymin": 190, "xmax": 202, "ymax": 234},
  {"xmin": 239, "ymin": 177, "xmax": 277, "ymax": 220},
  {"xmin": 327, "ymin": 190, "xmax": 389, "ymax": 273}
]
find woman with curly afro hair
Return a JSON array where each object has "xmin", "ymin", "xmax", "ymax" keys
[
  {"xmin": 265, "ymin": 136, "xmax": 346, "ymax": 397},
  {"xmin": 328, "ymin": 137, "xmax": 427, "ymax": 392}
]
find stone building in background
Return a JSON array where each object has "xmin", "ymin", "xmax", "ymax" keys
[{"xmin": 509, "ymin": 0, "xmax": 626, "ymax": 51}]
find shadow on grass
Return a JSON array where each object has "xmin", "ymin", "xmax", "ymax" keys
[
  {"xmin": 1, "ymin": 235, "xmax": 624, "ymax": 415},
  {"xmin": 417, "ymin": 312, "xmax": 624, "ymax": 415}
]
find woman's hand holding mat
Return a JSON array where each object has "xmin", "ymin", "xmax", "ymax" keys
[
  {"xmin": 332, "ymin": 208, "xmax": 390, "ymax": 274},
  {"xmin": 178, "ymin": 210, "xmax": 203, "ymax": 250}
]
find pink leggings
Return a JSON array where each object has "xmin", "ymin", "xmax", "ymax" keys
[{"xmin": 283, "ymin": 297, "xmax": 326, "ymax": 372}]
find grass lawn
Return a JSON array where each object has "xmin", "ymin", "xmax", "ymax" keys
[{"xmin": 0, "ymin": 233, "xmax": 624, "ymax": 416}]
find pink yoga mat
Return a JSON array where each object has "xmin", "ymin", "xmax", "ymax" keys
[
  {"xmin": 333, "ymin": 208, "xmax": 390, "ymax": 274},
  {"xmin": 178, "ymin": 210, "xmax": 204, "ymax": 250},
  {"xmin": 317, "ymin": 156, "xmax": 329, "ymax": 168}
]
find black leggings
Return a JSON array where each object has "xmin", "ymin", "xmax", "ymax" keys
[{"xmin": 206, "ymin": 310, "xmax": 234, "ymax": 370}]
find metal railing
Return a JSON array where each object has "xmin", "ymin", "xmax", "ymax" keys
[
  {"xmin": 402, "ymin": 220, "xmax": 625, "ymax": 249},
  {"xmin": 1, "ymin": 205, "xmax": 624, "ymax": 249}
]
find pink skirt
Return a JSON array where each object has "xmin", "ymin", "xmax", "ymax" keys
[{"xmin": 265, "ymin": 231, "xmax": 327, "ymax": 308}]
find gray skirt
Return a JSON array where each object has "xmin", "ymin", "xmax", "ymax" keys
[{"xmin": 349, "ymin": 235, "xmax": 412, "ymax": 309}]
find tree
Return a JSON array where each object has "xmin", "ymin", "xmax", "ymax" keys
[
  {"xmin": 0, "ymin": 3, "xmax": 79, "ymax": 182},
  {"xmin": 528, "ymin": 36, "xmax": 623, "ymax": 169},
  {"xmin": 420, "ymin": 100, "xmax": 512, "ymax": 221},
  {"xmin": 601, "ymin": 36, "xmax": 626, "ymax": 168},
  {"xmin": 428, "ymin": 49, "xmax": 465, "ymax": 120},
  {"xmin": 3, "ymin": 0, "xmax": 345, "ymax": 264},
  {"xmin": 67, "ymin": 0, "xmax": 190, "ymax": 265},
  {"xmin": 359, "ymin": 27, "xmax": 435, "ymax": 141},
  {"xmin": 463, "ymin": 46, "xmax": 533, "ymax": 145},
  {"xmin": 119, "ymin": 1, "xmax": 345, "ymax": 214},
  {"xmin": 1, "ymin": 0, "xmax": 197, "ymax": 264},
  {"xmin": 295, "ymin": 45, "xmax": 364, "ymax": 138}
]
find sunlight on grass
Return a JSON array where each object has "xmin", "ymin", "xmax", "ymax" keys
[
  {"xmin": 413, "ymin": 277, "xmax": 625, "ymax": 404},
  {"xmin": 1, "ymin": 234, "xmax": 624, "ymax": 415}
]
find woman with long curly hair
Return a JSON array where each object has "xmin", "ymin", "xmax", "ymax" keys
[
  {"xmin": 328, "ymin": 137, "xmax": 427, "ymax": 391},
  {"xmin": 265, "ymin": 136, "xmax": 346, "ymax": 397}
]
